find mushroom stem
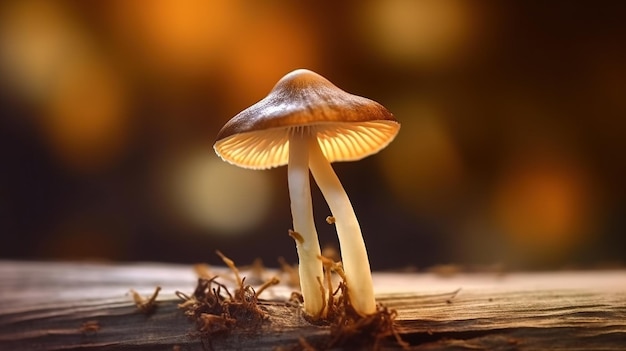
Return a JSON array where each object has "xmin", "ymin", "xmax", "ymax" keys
[
  {"xmin": 307, "ymin": 137, "xmax": 376, "ymax": 315},
  {"xmin": 288, "ymin": 129, "xmax": 325, "ymax": 317}
]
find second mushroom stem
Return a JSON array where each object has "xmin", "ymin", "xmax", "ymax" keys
[{"xmin": 308, "ymin": 136, "xmax": 377, "ymax": 315}]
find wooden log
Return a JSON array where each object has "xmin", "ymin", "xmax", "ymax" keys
[{"xmin": 0, "ymin": 261, "xmax": 625, "ymax": 350}]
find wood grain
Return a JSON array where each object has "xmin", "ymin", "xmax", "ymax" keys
[{"xmin": 1, "ymin": 261, "xmax": 625, "ymax": 350}]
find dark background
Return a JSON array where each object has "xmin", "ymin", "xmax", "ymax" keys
[{"xmin": 1, "ymin": 0, "xmax": 625, "ymax": 270}]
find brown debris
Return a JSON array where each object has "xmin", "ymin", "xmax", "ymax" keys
[
  {"xmin": 193, "ymin": 263, "xmax": 213, "ymax": 279},
  {"xmin": 198, "ymin": 312, "xmax": 236, "ymax": 334},
  {"xmin": 130, "ymin": 286, "xmax": 161, "ymax": 314},
  {"xmin": 288, "ymin": 291, "xmax": 304, "ymax": 307},
  {"xmin": 326, "ymin": 294, "xmax": 408, "ymax": 350},
  {"xmin": 321, "ymin": 246, "xmax": 340, "ymax": 263},
  {"xmin": 216, "ymin": 250, "xmax": 242, "ymax": 285},
  {"xmin": 176, "ymin": 252, "xmax": 271, "ymax": 337},
  {"xmin": 288, "ymin": 230, "xmax": 304, "ymax": 244},
  {"xmin": 305, "ymin": 255, "xmax": 408, "ymax": 350},
  {"xmin": 179, "ymin": 251, "xmax": 406, "ymax": 349},
  {"xmin": 79, "ymin": 320, "xmax": 100, "ymax": 334},
  {"xmin": 256, "ymin": 276, "xmax": 280, "ymax": 297}
]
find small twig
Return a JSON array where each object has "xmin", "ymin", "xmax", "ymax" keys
[
  {"xmin": 288, "ymin": 230, "xmax": 304, "ymax": 244},
  {"xmin": 193, "ymin": 263, "xmax": 213, "ymax": 279},
  {"xmin": 315, "ymin": 276, "xmax": 328, "ymax": 320},
  {"xmin": 216, "ymin": 250, "xmax": 242, "ymax": 285},
  {"xmin": 175, "ymin": 291, "xmax": 191, "ymax": 301},
  {"xmin": 129, "ymin": 286, "xmax": 161, "ymax": 314},
  {"xmin": 256, "ymin": 276, "xmax": 280, "ymax": 297},
  {"xmin": 198, "ymin": 313, "xmax": 236, "ymax": 334}
]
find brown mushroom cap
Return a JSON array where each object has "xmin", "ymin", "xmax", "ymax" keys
[{"xmin": 214, "ymin": 69, "xmax": 400, "ymax": 169}]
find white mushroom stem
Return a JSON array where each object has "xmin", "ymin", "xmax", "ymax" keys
[
  {"xmin": 307, "ymin": 136, "xmax": 376, "ymax": 315},
  {"xmin": 288, "ymin": 129, "xmax": 325, "ymax": 317}
]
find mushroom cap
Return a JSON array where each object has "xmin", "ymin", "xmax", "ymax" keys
[{"xmin": 214, "ymin": 69, "xmax": 400, "ymax": 169}]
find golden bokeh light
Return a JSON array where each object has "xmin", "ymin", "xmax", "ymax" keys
[
  {"xmin": 357, "ymin": 0, "xmax": 478, "ymax": 68},
  {"xmin": 166, "ymin": 150, "xmax": 274, "ymax": 235},
  {"xmin": 218, "ymin": 5, "xmax": 321, "ymax": 107},
  {"xmin": 105, "ymin": 0, "xmax": 321, "ymax": 121},
  {"xmin": 43, "ymin": 58, "xmax": 129, "ymax": 173},
  {"xmin": 0, "ymin": 0, "xmax": 83, "ymax": 100},
  {"xmin": 492, "ymin": 152, "xmax": 594, "ymax": 261},
  {"xmin": 106, "ymin": 0, "xmax": 242, "ymax": 74},
  {"xmin": 379, "ymin": 99, "xmax": 464, "ymax": 214},
  {"xmin": 0, "ymin": 0, "xmax": 130, "ymax": 173}
]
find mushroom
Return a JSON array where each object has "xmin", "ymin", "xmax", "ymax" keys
[{"xmin": 213, "ymin": 69, "xmax": 399, "ymax": 316}]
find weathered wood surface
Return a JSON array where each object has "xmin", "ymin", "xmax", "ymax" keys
[{"xmin": 0, "ymin": 261, "xmax": 625, "ymax": 350}]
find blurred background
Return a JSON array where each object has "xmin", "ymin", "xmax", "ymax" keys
[{"xmin": 1, "ymin": 0, "xmax": 625, "ymax": 271}]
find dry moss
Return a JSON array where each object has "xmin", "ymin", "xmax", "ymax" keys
[
  {"xmin": 178, "ymin": 252, "xmax": 406, "ymax": 349},
  {"xmin": 176, "ymin": 252, "xmax": 277, "ymax": 337},
  {"xmin": 316, "ymin": 256, "xmax": 408, "ymax": 350},
  {"xmin": 282, "ymin": 256, "xmax": 407, "ymax": 350}
]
